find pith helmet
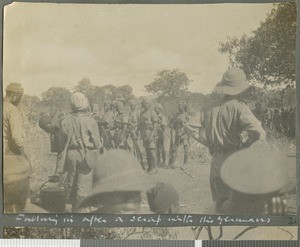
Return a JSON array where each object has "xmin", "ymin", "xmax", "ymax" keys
[
  {"xmin": 214, "ymin": 68, "xmax": 248, "ymax": 95},
  {"xmin": 78, "ymin": 149, "xmax": 156, "ymax": 208},
  {"xmin": 220, "ymin": 144, "xmax": 295, "ymax": 195}
]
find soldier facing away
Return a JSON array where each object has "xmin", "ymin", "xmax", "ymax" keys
[
  {"xmin": 136, "ymin": 98, "xmax": 158, "ymax": 174},
  {"xmin": 62, "ymin": 92, "xmax": 103, "ymax": 211},
  {"xmin": 168, "ymin": 101, "xmax": 190, "ymax": 168},
  {"xmin": 192, "ymin": 68, "xmax": 266, "ymax": 212}
]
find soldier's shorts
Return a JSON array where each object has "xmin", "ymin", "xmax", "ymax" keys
[
  {"xmin": 66, "ymin": 150, "xmax": 93, "ymax": 199},
  {"xmin": 143, "ymin": 140, "xmax": 156, "ymax": 149}
]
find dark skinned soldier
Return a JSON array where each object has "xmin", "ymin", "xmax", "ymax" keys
[
  {"xmin": 136, "ymin": 98, "xmax": 158, "ymax": 174},
  {"xmin": 98, "ymin": 100, "xmax": 115, "ymax": 150},
  {"xmin": 113, "ymin": 101, "xmax": 129, "ymax": 150},
  {"xmin": 169, "ymin": 101, "xmax": 190, "ymax": 168}
]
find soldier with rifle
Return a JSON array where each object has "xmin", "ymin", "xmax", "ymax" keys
[
  {"xmin": 168, "ymin": 101, "xmax": 190, "ymax": 168},
  {"xmin": 113, "ymin": 101, "xmax": 129, "ymax": 150},
  {"xmin": 127, "ymin": 99, "xmax": 144, "ymax": 168},
  {"xmin": 136, "ymin": 98, "xmax": 158, "ymax": 174},
  {"xmin": 96, "ymin": 101, "xmax": 115, "ymax": 150},
  {"xmin": 154, "ymin": 103, "xmax": 167, "ymax": 167}
]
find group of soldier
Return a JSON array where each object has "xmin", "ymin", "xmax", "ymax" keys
[
  {"xmin": 91, "ymin": 98, "xmax": 191, "ymax": 174},
  {"xmin": 3, "ymin": 67, "xmax": 295, "ymax": 216}
]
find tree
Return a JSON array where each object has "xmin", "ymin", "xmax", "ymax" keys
[
  {"xmin": 41, "ymin": 87, "xmax": 72, "ymax": 112},
  {"xmin": 145, "ymin": 69, "xmax": 191, "ymax": 98},
  {"xmin": 219, "ymin": 2, "xmax": 296, "ymax": 84}
]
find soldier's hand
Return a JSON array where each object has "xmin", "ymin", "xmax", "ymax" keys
[{"xmin": 264, "ymin": 196, "xmax": 287, "ymax": 214}]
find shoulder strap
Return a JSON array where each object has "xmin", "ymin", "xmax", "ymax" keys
[{"xmin": 70, "ymin": 115, "xmax": 86, "ymax": 154}]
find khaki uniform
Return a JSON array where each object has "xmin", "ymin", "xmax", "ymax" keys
[
  {"xmin": 99, "ymin": 110, "xmax": 115, "ymax": 150},
  {"xmin": 156, "ymin": 112, "xmax": 167, "ymax": 166},
  {"xmin": 62, "ymin": 112, "xmax": 102, "ymax": 209},
  {"xmin": 200, "ymin": 98, "xmax": 265, "ymax": 205},
  {"xmin": 139, "ymin": 109, "xmax": 158, "ymax": 170},
  {"xmin": 113, "ymin": 111, "xmax": 129, "ymax": 149},
  {"xmin": 169, "ymin": 112, "xmax": 190, "ymax": 165},
  {"xmin": 3, "ymin": 97, "xmax": 29, "ymax": 213}
]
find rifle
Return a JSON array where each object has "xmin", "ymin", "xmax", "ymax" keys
[
  {"xmin": 97, "ymin": 122, "xmax": 114, "ymax": 150},
  {"xmin": 129, "ymin": 130, "xmax": 146, "ymax": 170}
]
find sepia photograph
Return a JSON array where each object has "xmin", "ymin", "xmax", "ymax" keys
[{"xmin": 2, "ymin": 2, "xmax": 296, "ymax": 217}]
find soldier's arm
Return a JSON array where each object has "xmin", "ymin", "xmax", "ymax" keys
[
  {"xmin": 239, "ymin": 104, "xmax": 266, "ymax": 147},
  {"xmin": 90, "ymin": 119, "xmax": 103, "ymax": 149}
]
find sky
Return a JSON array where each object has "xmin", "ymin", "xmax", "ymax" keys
[{"xmin": 3, "ymin": 2, "xmax": 274, "ymax": 97}]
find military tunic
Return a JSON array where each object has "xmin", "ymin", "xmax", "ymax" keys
[
  {"xmin": 3, "ymin": 97, "xmax": 29, "ymax": 213},
  {"xmin": 199, "ymin": 98, "xmax": 266, "ymax": 205},
  {"xmin": 113, "ymin": 112, "xmax": 129, "ymax": 148},
  {"xmin": 62, "ymin": 112, "xmax": 102, "ymax": 209},
  {"xmin": 139, "ymin": 108, "xmax": 157, "ymax": 148}
]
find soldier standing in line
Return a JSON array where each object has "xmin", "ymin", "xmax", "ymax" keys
[
  {"xmin": 62, "ymin": 92, "xmax": 102, "ymax": 211},
  {"xmin": 113, "ymin": 101, "xmax": 129, "ymax": 149},
  {"xmin": 127, "ymin": 99, "xmax": 144, "ymax": 162},
  {"xmin": 154, "ymin": 103, "xmax": 167, "ymax": 167},
  {"xmin": 168, "ymin": 101, "xmax": 190, "ymax": 168},
  {"xmin": 136, "ymin": 98, "xmax": 158, "ymax": 174},
  {"xmin": 128, "ymin": 99, "xmax": 140, "ymax": 141},
  {"xmin": 97, "ymin": 100, "xmax": 115, "ymax": 150},
  {"xmin": 3, "ymin": 83, "xmax": 33, "ymax": 213}
]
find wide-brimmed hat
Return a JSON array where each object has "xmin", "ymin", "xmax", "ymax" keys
[
  {"xmin": 78, "ymin": 149, "xmax": 156, "ymax": 209},
  {"xmin": 214, "ymin": 68, "xmax": 249, "ymax": 95},
  {"xmin": 5, "ymin": 83, "xmax": 24, "ymax": 94},
  {"xmin": 220, "ymin": 144, "xmax": 295, "ymax": 195}
]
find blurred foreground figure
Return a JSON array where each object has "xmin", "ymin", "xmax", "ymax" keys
[
  {"xmin": 147, "ymin": 182, "xmax": 179, "ymax": 214},
  {"xmin": 77, "ymin": 149, "xmax": 155, "ymax": 213},
  {"xmin": 219, "ymin": 145, "xmax": 295, "ymax": 214},
  {"xmin": 187, "ymin": 68, "xmax": 266, "ymax": 212},
  {"xmin": 3, "ymin": 83, "xmax": 33, "ymax": 213}
]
